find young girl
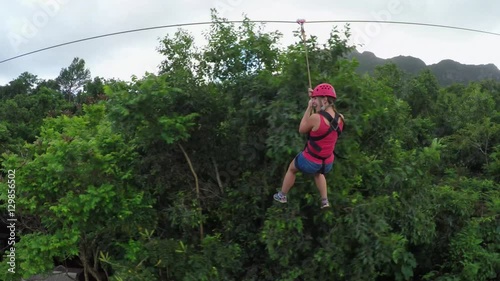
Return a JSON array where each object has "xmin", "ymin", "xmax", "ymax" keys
[{"xmin": 273, "ymin": 83, "xmax": 344, "ymax": 209}]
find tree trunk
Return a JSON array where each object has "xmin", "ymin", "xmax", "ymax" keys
[{"xmin": 80, "ymin": 242, "xmax": 103, "ymax": 281}]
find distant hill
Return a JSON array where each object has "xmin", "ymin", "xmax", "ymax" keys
[{"xmin": 348, "ymin": 50, "xmax": 500, "ymax": 86}]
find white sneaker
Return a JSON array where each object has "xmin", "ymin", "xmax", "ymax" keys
[{"xmin": 273, "ymin": 192, "xmax": 287, "ymax": 203}]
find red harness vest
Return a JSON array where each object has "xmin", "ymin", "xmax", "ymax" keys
[{"xmin": 303, "ymin": 110, "xmax": 343, "ymax": 173}]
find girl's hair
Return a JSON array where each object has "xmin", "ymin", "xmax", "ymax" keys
[{"xmin": 325, "ymin": 96, "xmax": 344, "ymax": 123}]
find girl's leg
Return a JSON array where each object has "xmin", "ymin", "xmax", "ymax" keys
[
  {"xmin": 281, "ymin": 159, "xmax": 299, "ymax": 195},
  {"xmin": 313, "ymin": 173, "xmax": 327, "ymax": 199},
  {"xmin": 314, "ymin": 173, "xmax": 330, "ymax": 208}
]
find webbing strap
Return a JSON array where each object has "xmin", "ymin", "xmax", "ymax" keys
[
  {"xmin": 306, "ymin": 111, "xmax": 341, "ymax": 153},
  {"xmin": 306, "ymin": 147, "xmax": 327, "ymax": 174}
]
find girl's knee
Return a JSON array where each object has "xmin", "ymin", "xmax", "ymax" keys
[
  {"xmin": 288, "ymin": 159, "xmax": 299, "ymax": 173},
  {"xmin": 314, "ymin": 173, "xmax": 327, "ymax": 183}
]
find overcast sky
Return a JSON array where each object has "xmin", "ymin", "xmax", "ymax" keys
[{"xmin": 1, "ymin": 0, "xmax": 499, "ymax": 85}]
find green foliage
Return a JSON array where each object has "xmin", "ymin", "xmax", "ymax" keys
[
  {"xmin": 0, "ymin": 79, "xmax": 72, "ymax": 156},
  {"xmin": 56, "ymin": 57, "xmax": 91, "ymax": 98},
  {"xmin": 105, "ymin": 73, "xmax": 199, "ymax": 147},
  {"xmin": 100, "ymin": 234, "xmax": 242, "ymax": 281},
  {"xmin": 0, "ymin": 10, "xmax": 499, "ymax": 281},
  {"xmin": 0, "ymin": 103, "xmax": 153, "ymax": 280}
]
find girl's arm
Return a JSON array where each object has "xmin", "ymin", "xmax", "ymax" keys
[{"xmin": 299, "ymin": 99, "xmax": 318, "ymax": 133}]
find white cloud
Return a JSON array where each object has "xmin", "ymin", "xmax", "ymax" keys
[{"xmin": 1, "ymin": 0, "xmax": 499, "ymax": 85}]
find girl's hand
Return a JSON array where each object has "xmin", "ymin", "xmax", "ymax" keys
[
  {"xmin": 308, "ymin": 98, "xmax": 314, "ymax": 108},
  {"xmin": 308, "ymin": 88, "xmax": 313, "ymax": 97}
]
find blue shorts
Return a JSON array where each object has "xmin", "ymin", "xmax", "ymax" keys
[{"xmin": 294, "ymin": 152, "xmax": 333, "ymax": 175}]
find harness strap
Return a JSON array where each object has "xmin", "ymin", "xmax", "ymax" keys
[
  {"xmin": 303, "ymin": 110, "xmax": 344, "ymax": 172},
  {"xmin": 306, "ymin": 110, "xmax": 342, "ymax": 153},
  {"xmin": 305, "ymin": 147, "xmax": 328, "ymax": 174}
]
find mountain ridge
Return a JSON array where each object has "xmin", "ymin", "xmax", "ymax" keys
[{"xmin": 348, "ymin": 50, "xmax": 500, "ymax": 86}]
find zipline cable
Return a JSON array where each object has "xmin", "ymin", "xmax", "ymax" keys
[{"xmin": 1, "ymin": 19, "xmax": 500, "ymax": 65}]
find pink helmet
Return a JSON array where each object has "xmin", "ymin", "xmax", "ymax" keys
[{"xmin": 311, "ymin": 83, "xmax": 336, "ymax": 99}]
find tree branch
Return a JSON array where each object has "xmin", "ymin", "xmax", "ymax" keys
[
  {"xmin": 178, "ymin": 143, "xmax": 204, "ymax": 241},
  {"xmin": 212, "ymin": 157, "xmax": 224, "ymax": 193}
]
